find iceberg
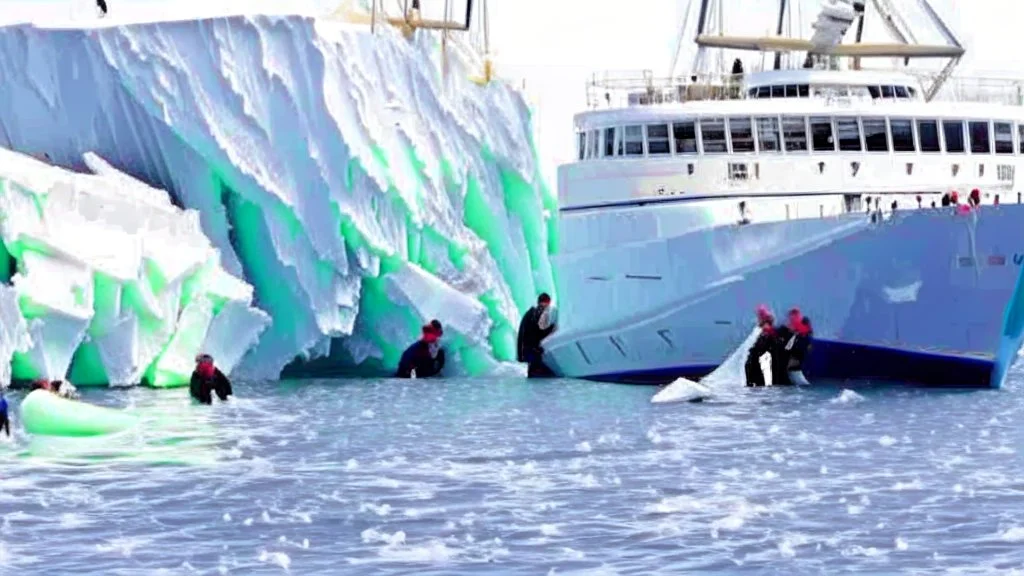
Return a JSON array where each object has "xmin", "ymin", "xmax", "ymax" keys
[
  {"xmin": 0, "ymin": 12, "xmax": 556, "ymax": 382},
  {"xmin": 0, "ymin": 146, "xmax": 270, "ymax": 388}
]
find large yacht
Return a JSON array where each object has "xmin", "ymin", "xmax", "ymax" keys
[{"xmin": 542, "ymin": 0, "xmax": 1024, "ymax": 388}]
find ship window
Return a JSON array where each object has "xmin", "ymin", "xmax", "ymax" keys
[
  {"xmin": 881, "ymin": 85, "xmax": 895, "ymax": 98},
  {"xmin": 836, "ymin": 118, "xmax": 862, "ymax": 151},
  {"xmin": 943, "ymin": 120, "xmax": 965, "ymax": 153},
  {"xmin": 757, "ymin": 86, "xmax": 770, "ymax": 98},
  {"xmin": 890, "ymin": 119, "xmax": 915, "ymax": 152},
  {"xmin": 700, "ymin": 118, "xmax": 728, "ymax": 154},
  {"xmin": 895, "ymin": 86, "xmax": 910, "ymax": 99},
  {"xmin": 969, "ymin": 121, "xmax": 991, "ymax": 154},
  {"xmin": 729, "ymin": 118, "xmax": 755, "ymax": 153},
  {"xmin": 994, "ymin": 122, "xmax": 1014, "ymax": 154},
  {"xmin": 771, "ymin": 85, "xmax": 784, "ymax": 98},
  {"xmin": 868, "ymin": 86, "xmax": 881, "ymax": 99},
  {"xmin": 588, "ymin": 130, "xmax": 599, "ymax": 159},
  {"xmin": 917, "ymin": 120, "xmax": 941, "ymax": 152},
  {"xmin": 728, "ymin": 162, "xmax": 748, "ymax": 180},
  {"xmin": 785, "ymin": 85, "xmax": 800, "ymax": 98},
  {"xmin": 1019, "ymin": 124, "xmax": 1024, "ymax": 154},
  {"xmin": 673, "ymin": 121, "xmax": 698, "ymax": 154},
  {"xmin": 623, "ymin": 125, "xmax": 644, "ymax": 156},
  {"xmin": 798, "ymin": 84, "xmax": 809, "ymax": 97},
  {"xmin": 577, "ymin": 132, "xmax": 585, "ymax": 160},
  {"xmin": 756, "ymin": 117, "xmax": 781, "ymax": 153},
  {"xmin": 863, "ymin": 118, "xmax": 889, "ymax": 152},
  {"xmin": 748, "ymin": 88, "xmax": 757, "ymax": 98},
  {"xmin": 810, "ymin": 117, "xmax": 835, "ymax": 152},
  {"xmin": 646, "ymin": 124, "xmax": 671, "ymax": 156},
  {"xmin": 603, "ymin": 127, "xmax": 616, "ymax": 157},
  {"xmin": 908, "ymin": 87, "xmax": 918, "ymax": 98},
  {"xmin": 781, "ymin": 116, "xmax": 808, "ymax": 152}
]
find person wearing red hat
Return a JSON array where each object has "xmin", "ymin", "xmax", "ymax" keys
[
  {"xmin": 770, "ymin": 308, "xmax": 814, "ymax": 386},
  {"xmin": 190, "ymin": 354, "xmax": 233, "ymax": 404},
  {"xmin": 396, "ymin": 324, "xmax": 446, "ymax": 378}
]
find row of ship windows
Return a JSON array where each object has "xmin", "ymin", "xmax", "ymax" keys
[
  {"xmin": 746, "ymin": 84, "xmax": 918, "ymax": 100},
  {"xmin": 576, "ymin": 116, "xmax": 1024, "ymax": 160}
]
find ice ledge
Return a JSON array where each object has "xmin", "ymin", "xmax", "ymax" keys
[{"xmin": 0, "ymin": 146, "xmax": 270, "ymax": 387}]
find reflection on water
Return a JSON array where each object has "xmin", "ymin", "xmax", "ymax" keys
[{"xmin": 2, "ymin": 370, "xmax": 1024, "ymax": 574}]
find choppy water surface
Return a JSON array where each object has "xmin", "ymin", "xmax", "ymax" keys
[{"xmin": 4, "ymin": 367, "xmax": 1024, "ymax": 575}]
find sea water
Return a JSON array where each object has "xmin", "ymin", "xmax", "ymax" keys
[{"xmin": 2, "ymin": 367, "xmax": 1024, "ymax": 574}]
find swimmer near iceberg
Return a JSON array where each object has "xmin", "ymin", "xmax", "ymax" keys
[{"xmin": 651, "ymin": 304, "xmax": 813, "ymax": 404}]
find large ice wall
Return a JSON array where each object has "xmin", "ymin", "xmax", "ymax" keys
[
  {"xmin": 0, "ymin": 147, "xmax": 270, "ymax": 388},
  {"xmin": 0, "ymin": 14, "xmax": 557, "ymax": 380}
]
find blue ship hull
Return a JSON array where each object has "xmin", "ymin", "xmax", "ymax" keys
[{"xmin": 544, "ymin": 205, "xmax": 1024, "ymax": 388}]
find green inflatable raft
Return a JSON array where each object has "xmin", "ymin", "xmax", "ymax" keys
[{"xmin": 20, "ymin": 390, "xmax": 140, "ymax": 437}]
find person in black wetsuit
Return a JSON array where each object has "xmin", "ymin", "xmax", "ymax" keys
[
  {"xmin": 396, "ymin": 324, "xmax": 446, "ymax": 378},
  {"xmin": 770, "ymin": 308, "xmax": 803, "ymax": 386},
  {"xmin": 745, "ymin": 305, "xmax": 777, "ymax": 387},
  {"xmin": 0, "ymin": 391, "xmax": 9, "ymax": 438},
  {"xmin": 190, "ymin": 354, "xmax": 233, "ymax": 404},
  {"xmin": 517, "ymin": 293, "xmax": 557, "ymax": 378},
  {"xmin": 785, "ymin": 316, "xmax": 814, "ymax": 386}
]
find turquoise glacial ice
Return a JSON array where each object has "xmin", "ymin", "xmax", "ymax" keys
[{"xmin": 0, "ymin": 14, "xmax": 556, "ymax": 384}]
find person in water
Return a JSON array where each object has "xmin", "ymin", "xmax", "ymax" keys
[
  {"xmin": 770, "ymin": 308, "xmax": 809, "ymax": 386},
  {"xmin": 0, "ymin": 391, "xmax": 9, "ymax": 438},
  {"xmin": 190, "ymin": 354, "xmax": 233, "ymax": 405},
  {"xmin": 517, "ymin": 293, "xmax": 557, "ymax": 378},
  {"xmin": 396, "ymin": 324, "xmax": 446, "ymax": 378},
  {"xmin": 31, "ymin": 379, "xmax": 80, "ymax": 399},
  {"xmin": 785, "ymin": 316, "xmax": 814, "ymax": 386},
  {"xmin": 745, "ymin": 305, "xmax": 776, "ymax": 387}
]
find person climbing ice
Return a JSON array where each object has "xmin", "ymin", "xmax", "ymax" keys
[
  {"xmin": 517, "ymin": 293, "xmax": 557, "ymax": 378},
  {"xmin": 396, "ymin": 323, "xmax": 446, "ymax": 378},
  {"xmin": 190, "ymin": 354, "xmax": 233, "ymax": 405}
]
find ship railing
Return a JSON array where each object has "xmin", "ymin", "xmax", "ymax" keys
[
  {"xmin": 588, "ymin": 69, "xmax": 1024, "ymax": 109},
  {"xmin": 897, "ymin": 71, "xmax": 1024, "ymax": 106},
  {"xmin": 585, "ymin": 70, "xmax": 750, "ymax": 109}
]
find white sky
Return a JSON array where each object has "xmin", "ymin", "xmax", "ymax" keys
[
  {"xmin": 1, "ymin": 0, "xmax": 1021, "ymax": 187},
  {"xmin": 488, "ymin": 0, "xmax": 1024, "ymax": 186}
]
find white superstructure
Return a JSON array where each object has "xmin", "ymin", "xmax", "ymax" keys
[
  {"xmin": 559, "ymin": 0, "xmax": 1024, "ymax": 246},
  {"xmin": 544, "ymin": 0, "xmax": 1024, "ymax": 387}
]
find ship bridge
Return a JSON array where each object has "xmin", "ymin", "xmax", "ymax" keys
[{"xmin": 742, "ymin": 69, "xmax": 924, "ymax": 101}]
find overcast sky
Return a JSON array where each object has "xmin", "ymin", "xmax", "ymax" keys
[
  {"xmin": 1, "ymin": 0, "xmax": 1018, "ymax": 188},
  {"xmin": 488, "ymin": 0, "xmax": 1021, "ymax": 186}
]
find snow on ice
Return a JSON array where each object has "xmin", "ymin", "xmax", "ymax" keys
[
  {"xmin": 0, "ymin": 12, "xmax": 554, "ymax": 385},
  {"xmin": 0, "ymin": 147, "xmax": 269, "ymax": 387}
]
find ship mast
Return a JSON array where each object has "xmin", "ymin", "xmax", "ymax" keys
[
  {"xmin": 681, "ymin": 0, "xmax": 964, "ymax": 100},
  {"xmin": 772, "ymin": 0, "xmax": 788, "ymax": 70},
  {"xmin": 334, "ymin": 0, "xmax": 494, "ymax": 85}
]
